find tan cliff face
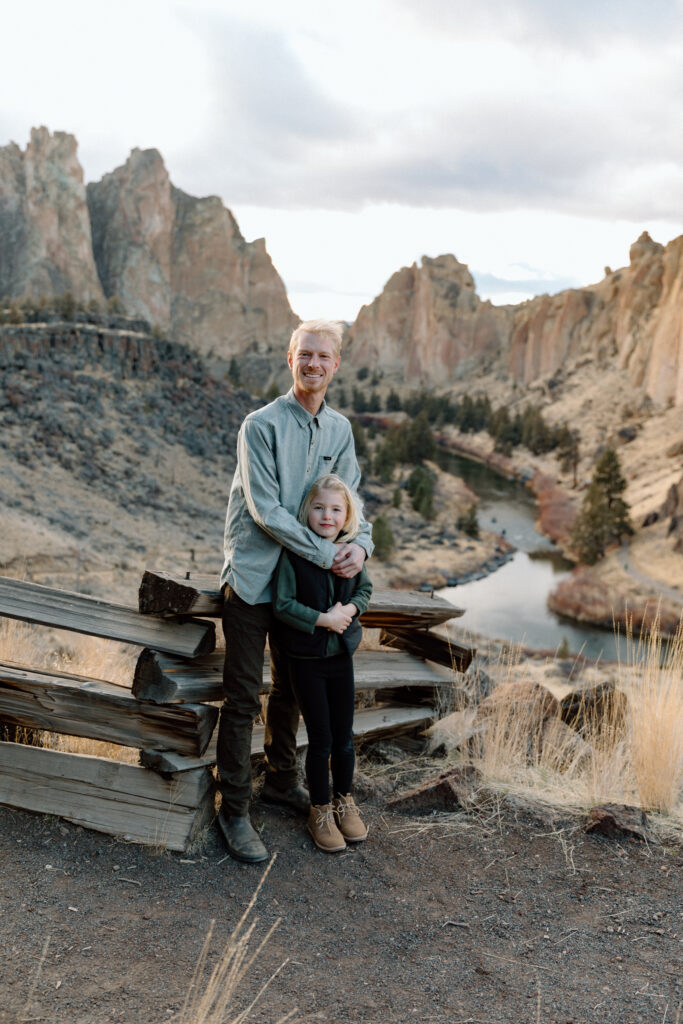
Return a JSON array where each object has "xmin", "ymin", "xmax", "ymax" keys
[
  {"xmin": 0, "ymin": 129, "xmax": 296, "ymax": 360},
  {"xmin": 86, "ymin": 148, "xmax": 174, "ymax": 329},
  {"xmin": 508, "ymin": 231, "xmax": 683, "ymax": 407},
  {"xmin": 87, "ymin": 148, "xmax": 297, "ymax": 357},
  {"xmin": 348, "ymin": 255, "xmax": 512, "ymax": 383},
  {"xmin": 169, "ymin": 188, "xmax": 297, "ymax": 357},
  {"xmin": 347, "ymin": 235, "xmax": 683, "ymax": 408},
  {"xmin": 0, "ymin": 127, "xmax": 103, "ymax": 303}
]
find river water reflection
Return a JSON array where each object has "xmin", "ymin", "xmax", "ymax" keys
[{"xmin": 435, "ymin": 450, "xmax": 629, "ymax": 662}]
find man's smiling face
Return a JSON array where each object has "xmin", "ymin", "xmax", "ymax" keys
[{"xmin": 288, "ymin": 331, "xmax": 341, "ymax": 404}]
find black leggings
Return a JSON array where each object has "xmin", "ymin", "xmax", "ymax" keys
[{"xmin": 287, "ymin": 651, "xmax": 355, "ymax": 806}]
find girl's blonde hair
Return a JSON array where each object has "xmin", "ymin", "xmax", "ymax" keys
[{"xmin": 298, "ymin": 474, "xmax": 361, "ymax": 543}]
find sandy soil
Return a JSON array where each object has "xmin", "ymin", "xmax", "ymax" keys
[{"xmin": 1, "ymin": 778, "xmax": 681, "ymax": 1024}]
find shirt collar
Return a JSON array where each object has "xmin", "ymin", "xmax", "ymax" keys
[{"xmin": 284, "ymin": 387, "xmax": 328, "ymax": 426}]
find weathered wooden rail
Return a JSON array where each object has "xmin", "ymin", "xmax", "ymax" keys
[{"xmin": 0, "ymin": 571, "xmax": 469, "ymax": 852}]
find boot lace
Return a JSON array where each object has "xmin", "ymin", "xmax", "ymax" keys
[
  {"xmin": 335, "ymin": 796, "xmax": 357, "ymax": 819},
  {"xmin": 314, "ymin": 805, "xmax": 336, "ymax": 831}
]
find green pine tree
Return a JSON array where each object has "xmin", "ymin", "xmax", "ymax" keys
[
  {"xmin": 228, "ymin": 357, "xmax": 241, "ymax": 386},
  {"xmin": 351, "ymin": 418, "xmax": 368, "ymax": 458},
  {"xmin": 570, "ymin": 447, "xmax": 633, "ymax": 564}
]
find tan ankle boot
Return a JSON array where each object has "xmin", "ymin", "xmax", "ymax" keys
[
  {"xmin": 333, "ymin": 794, "xmax": 368, "ymax": 842},
  {"xmin": 308, "ymin": 803, "xmax": 346, "ymax": 853}
]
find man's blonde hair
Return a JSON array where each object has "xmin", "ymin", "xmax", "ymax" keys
[
  {"xmin": 289, "ymin": 318, "xmax": 344, "ymax": 358},
  {"xmin": 298, "ymin": 473, "xmax": 361, "ymax": 543}
]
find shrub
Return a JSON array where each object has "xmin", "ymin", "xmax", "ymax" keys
[
  {"xmin": 457, "ymin": 504, "xmax": 479, "ymax": 538},
  {"xmin": 386, "ymin": 390, "xmax": 402, "ymax": 412},
  {"xmin": 372, "ymin": 514, "xmax": 395, "ymax": 560},
  {"xmin": 407, "ymin": 465, "xmax": 435, "ymax": 519},
  {"xmin": 58, "ymin": 291, "xmax": 77, "ymax": 320},
  {"xmin": 351, "ymin": 418, "xmax": 368, "ymax": 458}
]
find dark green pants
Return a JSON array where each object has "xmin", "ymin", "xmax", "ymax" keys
[{"xmin": 217, "ymin": 585, "xmax": 300, "ymax": 815}]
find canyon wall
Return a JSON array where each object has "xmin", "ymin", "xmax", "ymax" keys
[
  {"xmin": 348, "ymin": 234, "xmax": 683, "ymax": 408},
  {"xmin": 348, "ymin": 255, "xmax": 512, "ymax": 383},
  {"xmin": 0, "ymin": 127, "xmax": 103, "ymax": 303},
  {"xmin": 2, "ymin": 128, "xmax": 681, "ymax": 403},
  {"xmin": 508, "ymin": 232, "xmax": 683, "ymax": 407},
  {"xmin": 87, "ymin": 148, "xmax": 297, "ymax": 357},
  {"xmin": 0, "ymin": 129, "xmax": 296, "ymax": 359}
]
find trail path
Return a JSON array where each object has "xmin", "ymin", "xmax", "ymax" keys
[{"xmin": 621, "ymin": 541, "xmax": 683, "ymax": 603}]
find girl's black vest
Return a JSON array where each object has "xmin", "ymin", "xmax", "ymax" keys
[{"xmin": 276, "ymin": 551, "xmax": 362, "ymax": 658}]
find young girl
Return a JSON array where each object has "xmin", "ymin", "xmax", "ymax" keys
[{"xmin": 272, "ymin": 474, "xmax": 373, "ymax": 853}]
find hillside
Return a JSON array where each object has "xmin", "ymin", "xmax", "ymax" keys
[{"xmin": 0, "ymin": 313, "xmax": 255, "ymax": 602}]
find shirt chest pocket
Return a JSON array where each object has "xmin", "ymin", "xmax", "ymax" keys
[{"xmin": 306, "ymin": 454, "xmax": 335, "ymax": 480}]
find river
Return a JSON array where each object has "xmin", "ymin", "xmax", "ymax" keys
[{"xmin": 435, "ymin": 450, "xmax": 631, "ymax": 662}]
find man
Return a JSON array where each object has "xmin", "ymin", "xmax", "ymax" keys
[{"xmin": 217, "ymin": 319, "xmax": 373, "ymax": 863}]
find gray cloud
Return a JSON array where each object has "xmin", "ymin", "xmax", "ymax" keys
[
  {"xmin": 393, "ymin": 0, "xmax": 683, "ymax": 51},
  {"xmin": 169, "ymin": 7, "xmax": 683, "ymax": 224}
]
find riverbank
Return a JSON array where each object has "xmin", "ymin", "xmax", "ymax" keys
[
  {"xmin": 362, "ymin": 459, "xmax": 515, "ymax": 591},
  {"xmin": 435, "ymin": 425, "xmax": 683, "ymax": 638}
]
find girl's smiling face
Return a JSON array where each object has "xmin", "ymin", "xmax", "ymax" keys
[{"xmin": 307, "ymin": 487, "xmax": 348, "ymax": 539}]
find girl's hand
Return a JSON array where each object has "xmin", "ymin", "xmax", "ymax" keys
[{"xmin": 317, "ymin": 602, "xmax": 353, "ymax": 633}]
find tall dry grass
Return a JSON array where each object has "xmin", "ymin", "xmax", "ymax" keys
[
  {"xmin": 626, "ymin": 621, "xmax": 683, "ymax": 813},
  {"xmin": 176, "ymin": 855, "xmax": 295, "ymax": 1024},
  {"xmin": 0, "ymin": 615, "xmax": 139, "ymax": 761},
  {"xmin": 435, "ymin": 620, "xmax": 683, "ymax": 827}
]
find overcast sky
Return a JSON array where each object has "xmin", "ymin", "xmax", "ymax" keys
[{"xmin": 2, "ymin": 0, "xmax": 683, "ymax": 320}]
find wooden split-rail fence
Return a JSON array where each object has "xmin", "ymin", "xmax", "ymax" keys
[{"xmin": 0, "ymin": 571, "xmax": 471, "ymax": 851}]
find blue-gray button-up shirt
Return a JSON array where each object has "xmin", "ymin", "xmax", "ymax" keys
[{"xmin": 221, "ymin": 388, "xmax": 373, "ymax": 605}]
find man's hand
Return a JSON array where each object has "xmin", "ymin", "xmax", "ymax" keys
[
  {"xmin": 317, "ymin": 602, "xmax": 353, "ymax": 634},
  {"xmin": 332, "ymin": 542, "xmax": 366, "ymax": 578}
]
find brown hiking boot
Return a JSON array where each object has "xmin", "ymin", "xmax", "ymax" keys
[
  {"xmin": 308, "ymin": 803, "xmax": 346, "ymax": 853},
  {"xmin": 333, "ymin": 794, "xmax": 368, "ymax": 842}
]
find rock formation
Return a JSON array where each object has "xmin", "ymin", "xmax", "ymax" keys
[
  {"xmin": 0, "ymin": 127, "xmax": 103, "ymax": 303},
  {"xmin": 86, "ymin": 148, "xmax": 174, "ymax": 329},
  {"xmin": 0, "ymin": 129, "xmax": 296, "ymax": 360},
  {"xmin": 662, "ymin": 474, "xmax": 683, "ymax": 553},
  {"xmin": 87, "ymin": 148, "xmax": 297, "ymax": 357},
  {"xmin": 348, "ymin": 255, "xmax": 512, "ymax": 383},
  {"xmin": 347, "ymin": 234, "xmax": 683, "ymax": 408},
  {"xmin": 169, "ymin": 186, "xmax": 296, "ymax": 358},
  {"xmin": 508, "ymin": 231, "xmax": 683, "ymax": 408},
  {"xmin": 2, "ymin": 128, "xmax": 682, "ymax": 403}
]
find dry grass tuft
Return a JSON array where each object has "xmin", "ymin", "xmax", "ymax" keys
[
  {"xmin": 440, "ymin": 623, "xmax": 682, "ymax": 829},
  {"xmin": 0, "ymin": 615, "xmax": 139, "ymax": 761},
  {"xmin": 626, "ymin": 620, "xmax": 683, "ymax": 814},
  {"xmin": 0, "ymin": 615, "xmax": 137, "ymax": 684},
  {"xmin": 175, "ymin": 854, "xmax": 296, "ymax": 1024}
]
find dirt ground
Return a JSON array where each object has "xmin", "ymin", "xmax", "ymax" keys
[{"xmin": 1, "ymin": 776, "xmax": 681, "ymax": 1024}]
